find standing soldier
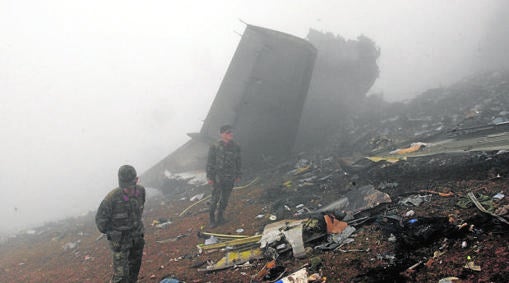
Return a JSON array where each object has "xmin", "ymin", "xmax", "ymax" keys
[
  {"xmin": 96, "ymin": 165, "xmax": 146, "ymax": 283},
  {"xmin": 206, "ymin": 125, "xmax": 241, "ymax": 228}
]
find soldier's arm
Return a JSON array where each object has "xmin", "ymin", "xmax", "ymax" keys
[
  {"xmin": 95, "ymin": 195, "xmax": 113, "ymax": 234},
  {"xmin": 206, "ymin": 144, "xmax": 216, "ymax": 181},
  {"xmin": 139, "ymin": 186, "xmax": 146, "ymax": 214},
  {"xmin": 235, "ymin": 144, "xmax": 242, "ymax": 179}
]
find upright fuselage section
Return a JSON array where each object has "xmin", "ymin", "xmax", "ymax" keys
[
  {"xmin": 201, "ymin": 25, "xmax": 317, "ymax": 166},
  {"xmin": 142, "ymin": 25, "xmax": 316, "ymax": 188}
]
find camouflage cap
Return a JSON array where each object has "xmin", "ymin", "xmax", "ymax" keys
[
  {"xmin": 118, "ymin": 165, "xmax": 137, "ymax": 185},
  {"xmin": 220, "ymin": 124, "xmax": 233, "ymax": 133}
]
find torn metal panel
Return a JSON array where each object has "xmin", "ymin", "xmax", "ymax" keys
[
  {"xmin": 260, "ymin": 219, "xmax": 308, "ymax": 248},
  {"xmin": 198, "ymin": 248, "xmax": 264, "ymax": 272},
  {"xmin": 201, "ymin": 25, "xmax": 317, "ymax": 166},
  {"xmin": 141, "ymin": 24, "xmax": 316, "ymax": 189},
  {"xmin": 366, "ymin": 122, "xmax": 509, "ymax": 162},
  {"xmin": 331, "ymin": 225, "xmax": 356, "ymax": 244},
  {"xmin": 141, "ymin": 138, "xmax": 210, "ymax": 189},
  {"xmin": 315, "ymin": 225, "xmax": 356, "ymax": 251},
  {"xmin": 197, "ymin": 231, "xmax": 251, "ymax": 240},
  {"xmin": 399, "ymin": 194, "xmax": 432, "ymax": 207},
  {"xmin": 197, "ymin": 235, "xmax": 262, "ymax": 252},
  {"xmin": 281, "ymin": 223, "xmax": 306, "ymax": 258}
]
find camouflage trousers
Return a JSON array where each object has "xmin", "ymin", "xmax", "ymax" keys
[
  {"xmin": 210, "ymin": 178, "xmax": 234, "ymax": 220},
  {"xmin": 109, "ymin": 235, "xmax": 145, "ymax": 283}
]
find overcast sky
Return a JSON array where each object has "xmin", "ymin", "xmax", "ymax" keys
[{"xmin": 0, "ymin": 0, "xmax": 503, "ymax": 234}]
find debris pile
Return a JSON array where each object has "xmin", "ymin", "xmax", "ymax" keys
[{"xmin": 1, "ymin": 71, "xmax": 509, "ymax": 282}]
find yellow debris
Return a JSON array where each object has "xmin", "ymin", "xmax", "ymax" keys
[
  {"xmin": 389, "ymin": 142, "xmax": 426, "ymax": 155},
  {"xmin": 366, "ymin": 156, "xmax": 405, "ymax": 163}
]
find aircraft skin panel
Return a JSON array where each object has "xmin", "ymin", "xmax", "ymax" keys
[
  {"xmin": 201, "ymin": 25, "xmax": 316, "ymax": 165},
  {"xmin": 142, "ymin": 25, "xmax": 316, "ymax": 188}
]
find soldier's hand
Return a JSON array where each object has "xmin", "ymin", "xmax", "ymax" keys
[
  {"xmin": 110, "ymin": 240, "xmax": 121, "ymax": 250},
  {"xmin": 107, "ymin": 231, "xmax": 122, "ymax": 241},
  {"xmin": 107, "ymin": 231, "xmax": 122, "ymax": 251},
  {"xmin": 208, "ymin": 179, "xmax": 214, "ymax": 185},
  {"xmin": 235, "ymin": 177, "xmax": 241, "ymax": 184}
]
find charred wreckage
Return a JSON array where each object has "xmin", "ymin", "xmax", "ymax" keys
[{"xmin": 141, "ymin": 25, "xmax": 509, "ymax": 282}]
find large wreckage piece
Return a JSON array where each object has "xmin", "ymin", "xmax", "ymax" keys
[
  {"xmin": 295, "ymin": 29, "xmax": 380, "ymax": 150},
  {"xmin": 142, "ymin": 25, "xmax": 317, "ymax": 189},
  {"xmin": 366, "ymin": 122, "xmax": 509, "ymax": 163}
]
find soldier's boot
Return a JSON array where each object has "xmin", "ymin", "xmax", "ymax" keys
[
  {"xmin": 209, "ymin": 211, "xmax": 217, "ymax": 228},
  {"xmin": 217, "ymin": 210, "xmax": 225, "ymax": 225}
]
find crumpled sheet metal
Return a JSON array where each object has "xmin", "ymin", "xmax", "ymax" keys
[
  {"xmin": 198, "ymin": 235, "xmax": 262, "ymax": 252},
  {"xmin": 281, "ymin": 224, "xmax": 306, "ymax": 258},
  {"xmin": 317, "ymin": 185, "xmax": 391, "ymax": 214},
  {"xmin": 315, "ymin": 225, "xmax": 357, "ymax": 251},
  {"xmin": 260, "ymin": 219, "xmax": 308, "ymax": 249},
  {"xmin": 198, "ymin": 248, "xmax": 264, "ymax": 271},
  {"xmin": 331, "ymin": 225, "xmax": 356, "ymax": 244},
  {"xmin": 399, "ymin": 194, "xmax": 432, "ymax": 207}
]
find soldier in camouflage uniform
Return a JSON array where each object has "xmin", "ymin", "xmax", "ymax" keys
[
  {"xmin": 96, "ymin": 165, "xmax": 146, "ymax": 283},
  {"xmin": 206, "ymin": 125, "xmax": 241, "ymax": 228}
]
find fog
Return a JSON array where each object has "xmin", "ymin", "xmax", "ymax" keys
[{"xmin": 0, "ymin": 0, "xmax": 505, "ymax": 235}]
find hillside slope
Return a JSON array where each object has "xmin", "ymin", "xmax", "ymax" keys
[{"xmin": 1, "ymin": 71, "xmax": 508, "ymax": 283}]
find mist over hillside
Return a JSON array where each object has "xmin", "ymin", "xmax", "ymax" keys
[{"xmin": 1, "ymin": 0, "xmax": 508, "ymax": 237}]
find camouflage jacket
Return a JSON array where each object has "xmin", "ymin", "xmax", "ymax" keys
[
  {"xmin": 95, "ymin": 185, "xmax": 145, "ymax": 235},
  {"xmin": 206, "ymin": 140, "xmax": 241, "ymax": 181}
]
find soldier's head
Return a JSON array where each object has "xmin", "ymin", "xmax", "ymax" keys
[
  {"xmin": 220, "ymin": 124, "xmax": 234, "ymax": 143},
  {"xmin": 118, "ymin": 165, "xmax": 138, "ymax": 188}
]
